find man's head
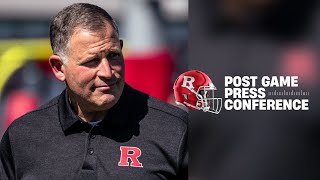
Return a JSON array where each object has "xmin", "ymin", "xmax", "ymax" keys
[
  {"xmin": 49, "ymin": 3, "xmax": 125, "ymax": 112},
  {"xmin": 50, "ymin": 3, "xmax": 119, "ymax": 62}
]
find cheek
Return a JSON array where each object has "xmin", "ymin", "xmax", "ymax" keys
[
  {"xmin": 113, "ymin": 63, "xmax": 125, "ymax": 77},
  {"xmin": 115, "ymin": 68, "xmax": 124, "ymax": 77},
  {"xmin": 67, "ymin": 68, "xmax": 96, "ymax": 87}
]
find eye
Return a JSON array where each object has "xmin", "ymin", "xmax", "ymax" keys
[
  {"xmin": 84, "ymin": 58, "xmax": 100, "ymax": 67},
  {"xmin": 107, "ymin": 52, "xmax": 121, "ymax": 59}
]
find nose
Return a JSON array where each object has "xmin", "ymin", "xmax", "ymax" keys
[{"xmin": 97, "ymin": 58, "xmax": 112, "ymax": 79}]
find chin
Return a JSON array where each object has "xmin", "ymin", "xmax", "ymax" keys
[
  {"xmin": 94, "ymin": 95, "xmax": 118, "ymax": 110},
  {"xmin": 92, "ymin": 82, "xmax": 124, "ymax": 110}
]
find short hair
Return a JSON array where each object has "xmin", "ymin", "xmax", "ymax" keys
[{"xmin": 49, "ymin": 3, "xmax": 119, "ymax": 63}]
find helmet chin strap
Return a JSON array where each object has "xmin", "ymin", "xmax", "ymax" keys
[
  {"xmin": 184, "ymin": 87, "xmax": 208, "ymax": 111},
  {"xmin": 183, "ymin": 101, "xmax": 210, "ymax": 112},
  {"xmin": 186, "ymin": 87, "xmax": 203, "ymax": 100},
  {"xmin": 183, "ymin": 101, "xmax": 201, "ymax": 110},
  {"xmin": 183, "ymin": 86, "xmax": 221, "ymax": 113}
]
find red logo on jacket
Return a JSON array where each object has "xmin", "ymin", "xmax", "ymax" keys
[{"xmin": 118, "ymin": 146, "xmax": 143, "ymax": 167}]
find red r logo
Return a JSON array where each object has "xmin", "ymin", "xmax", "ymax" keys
[{"xmin": 118, "ymin": 146, "xmax": 143, "ymax": 167}]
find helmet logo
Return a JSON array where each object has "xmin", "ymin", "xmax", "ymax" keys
[
  {"xmin": 181, "ymin": 76, "xmax": 195, "ymax": 89},
  {"xmin": 173, "ymin": 70, "xmax": 222, "ymax": 114}
]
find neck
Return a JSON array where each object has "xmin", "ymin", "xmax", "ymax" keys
[
  {"xmin": 75, "ymin": 106, "xmax": 107, "ymax": 123},
  {"xmin": 68, "ymin": 91, "xmax": 108, "ymax": 123}
]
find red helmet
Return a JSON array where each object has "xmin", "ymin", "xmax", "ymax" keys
[{"xmin": 173, "ymin": 70, "xmax": 222, "ymax": 114}]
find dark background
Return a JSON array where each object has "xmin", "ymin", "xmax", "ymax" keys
[{"xmin": 190, "ymin": 0, "xmax": 320, "ymax": 179}]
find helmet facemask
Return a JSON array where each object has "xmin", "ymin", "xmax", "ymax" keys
[{"xmin": 196, "ymin": 83, "xmax": 222, "ymax": 114}]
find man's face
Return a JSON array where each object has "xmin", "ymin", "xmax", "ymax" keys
[{"xmin": 62, "ymin": 23, "xmax": 124, "ymax": 111}]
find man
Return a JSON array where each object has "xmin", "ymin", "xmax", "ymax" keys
[{"xmin": 0, "ymin": 3, "xmax": 188, "ymax": 179}]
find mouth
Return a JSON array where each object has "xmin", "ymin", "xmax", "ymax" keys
[{"xmin": 95, "ymin": 82, "xmax": 117, "ymax": 90}]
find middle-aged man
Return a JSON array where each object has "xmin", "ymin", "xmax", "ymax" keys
[{"xmin": 0, "ymin": 3, "xmax": 188, "ymax": 179}]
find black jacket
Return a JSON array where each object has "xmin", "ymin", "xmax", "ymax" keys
[{"xmin": 0, "ymin": 84, "xmax": 188, "ymax": 180}]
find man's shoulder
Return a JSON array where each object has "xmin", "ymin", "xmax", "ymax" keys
[
  {"xmin": 8, "ymin": 93, "xmax": 61, "ymax": 129},
  {"xmin": 21, "ymin": 94, "xmax": 60, "ymax": 118},
  {"xmin": 147, "ymin": 96, "xmax": 188, "ymax": 124},
  {"xmin": 124, "ymin": 84, "xmax": 188, "ymax": 125}
]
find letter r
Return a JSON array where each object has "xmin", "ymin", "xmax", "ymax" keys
[
  {"xmin": 118, "ymin": 146, "xmax": 143, "ymax": 167},
  {"xmin": 182, "ymin": 76, "xmax": 195, "ymax": 89}
]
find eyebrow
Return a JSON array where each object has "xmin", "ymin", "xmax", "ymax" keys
[
  {"xmin": 87, "ymin": 42, "xmax": 120, "ymax": 54},
  {"xmin": 81, "ymin": 46, "xmax": 121, "ymax": 62},
  {"xmin": 107, "ymin": 47, "xmax": 121, "ymax": 52}
]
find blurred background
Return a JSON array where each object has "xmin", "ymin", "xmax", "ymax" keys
[
  {"xmin": 3, "ymin": 0, "xmax": 320, "ymax": 179},
  {"xmin": 0, "ymin": 0, "xmax": 188, "ymax": 136},
  {"xmin": 190, "ymin": 0, "xmax": 320, "ymax": 179}
]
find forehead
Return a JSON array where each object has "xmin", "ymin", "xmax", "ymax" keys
[{"xmin": 69, "ymin": 23, "xmax": 120, "ymax": 50}]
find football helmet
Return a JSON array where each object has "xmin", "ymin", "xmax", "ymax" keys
[{"xmin": 173, "ymin": 70, "xmax": 222, "ymax": 114}]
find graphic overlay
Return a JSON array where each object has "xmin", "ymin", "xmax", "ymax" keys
[
  {"xmin": 224, "ymin": 76, "xmax": 310, "ymax": 111},
  {"xmin": 173, "ymin": 73, "xmax": 310, "ymax": 114},
  {"xmin": 173, "ymin": 70, "xmax": 222, "ymax": 114}
]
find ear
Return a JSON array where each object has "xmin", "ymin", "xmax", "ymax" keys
[
  {"xmin": 49, "ymin": 55, "xmax": 66, "ymax": 81},
  {"xmin": 120, "ymin": 39, "xmax": 123, "ymax": 49}
]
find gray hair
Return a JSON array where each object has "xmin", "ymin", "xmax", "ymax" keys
[{"xmin": 49, "ymin": 3, "xmax": 119, "ymax": 63}]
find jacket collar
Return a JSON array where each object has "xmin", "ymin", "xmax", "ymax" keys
[{"xmin": 57, "ymin": 84, "xmax": 148, "ymax": 135}]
